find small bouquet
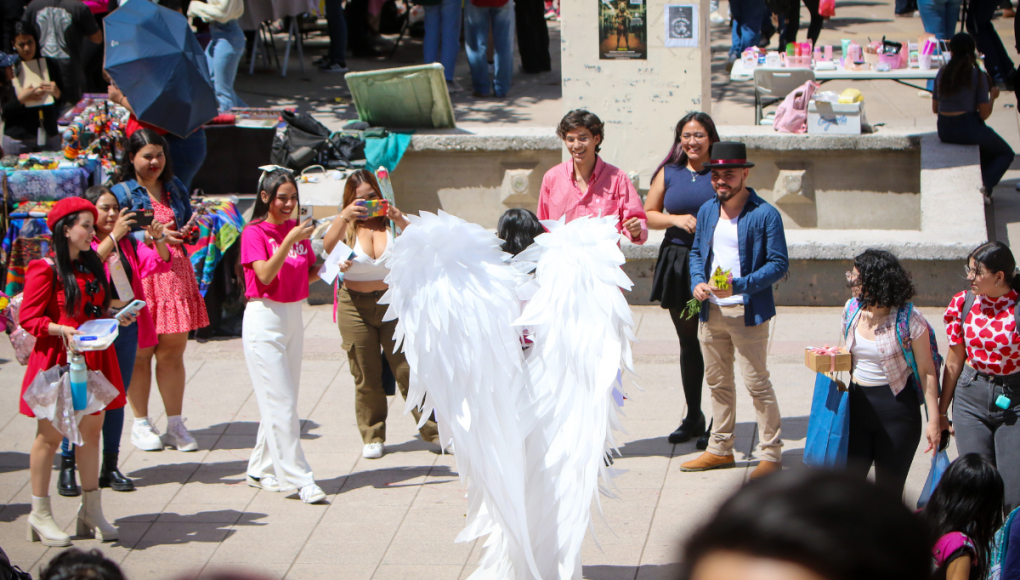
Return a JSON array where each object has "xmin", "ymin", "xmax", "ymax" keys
[{"xmin": 681, "ymin": 267, "xmax": 733, "ymax": 320}]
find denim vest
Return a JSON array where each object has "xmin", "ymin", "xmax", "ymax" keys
[
  {"xmin": 111, "ymin": 177, "xmax": 193, "ymax": 229},
  {"xmin": 688, "ymin": 188, "xmax": 789, "ymax": 326}
]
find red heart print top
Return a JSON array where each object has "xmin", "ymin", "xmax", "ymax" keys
[{"xmin": 944, "ymin": 289, "xmax": 1020, "ymax": 376}]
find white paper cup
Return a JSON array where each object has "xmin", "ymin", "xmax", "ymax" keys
[{"xmin": 919, "ymin": 54, "xmax": 932, "ymax": 70}]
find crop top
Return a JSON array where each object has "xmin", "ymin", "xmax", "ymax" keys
[{"xmin": 344, "ymin": 228, "xmax": 394, "ymax": 282}]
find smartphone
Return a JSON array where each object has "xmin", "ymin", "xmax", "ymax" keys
[
  {"xmin": 133, "ymin": 207, "xmax": 155, "ymax": 228},
  {"xmin": 357, "ymin": 199, "xmax": 389, "ymax": 218},
  {"xmin": 298, "ymin": 206, "xmax": 311, "ymax": 220},
  {"xmin": 939, "ymin": 428, "xmax": 951, "ymax": 452},
  {"xmin": 115, "ymin": 299, "xmax": 146, "ymax": 321}
]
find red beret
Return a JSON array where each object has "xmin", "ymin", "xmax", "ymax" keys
[{"xmin": 48, "ymin": 197, "xmax": 99, "ymax": 232}]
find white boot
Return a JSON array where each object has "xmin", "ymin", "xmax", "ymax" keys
[
  {"xmin": 76, "ymin": 489, "xmax": 118, "ymax": 541},
  {"xmin": 27, "ymin": 496, "xmax": 72, "ymax": 547}
]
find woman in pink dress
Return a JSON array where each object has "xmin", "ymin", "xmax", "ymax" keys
[{"xmin": 111, "ymin": 128, "xmax": 209, "ymax": 453}]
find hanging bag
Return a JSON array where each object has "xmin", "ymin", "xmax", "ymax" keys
[
  {"xmin": 773, "ymin": 80, "xmax": 820, "ymax": 134},
  {"xmin": 804, "ymin": 300, "xmax": 856, "ymax": 469}
]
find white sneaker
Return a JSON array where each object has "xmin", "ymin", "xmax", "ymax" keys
[
  {"xmin": 247, "ymin": 475, "xmax": 282, "ymax": 492},
  {"xmin": 164, "ymin": 418, "xmax": 198, "ymax": 452},
  {"xmin": 131, "ymin": 418, "xmax": 164, "ymax": 451},
  {"xmin": 362, "ymin": 442, "xmax": 384, "ymax": 459},
  {"xmin": 709, "ymin": 10, "xmax": 727, "ymax": 24},
  {"xmin": 443, "ymin": 442, "xmax": 455, "ymax": 455},
  {"xmin": 299, "ymin": 483, "xmax": 326, "ymax": 504}
]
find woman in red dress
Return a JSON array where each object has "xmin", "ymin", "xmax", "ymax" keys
[{"xmin": 20, "ymin": 197, "xmax": 133, "ymax": 547}]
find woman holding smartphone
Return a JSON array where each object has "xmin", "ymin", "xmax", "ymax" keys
[
  {"xmin": 111, "ymin": 128, "xmax": 209, "ymax": 453},
  {"xmin": 322, "ymin": 169, "xmax": 442, "ymax": 460},
  {"xmin": 57, "ymin": 186, "xmax": 171, "ymax": 497},
  {"xmin": 240, "ymin": 169, "xmax": 326, "ymax": 504}
]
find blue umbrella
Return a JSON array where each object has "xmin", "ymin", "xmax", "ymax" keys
[{"xmin": 104, "ymin": 0, "xmax": 218, "ymax": 137}]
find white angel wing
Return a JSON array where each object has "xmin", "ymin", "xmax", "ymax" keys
[
  {"xmin": 513, "ymin": 215, "xmax": 637, "ymax": 580},
  {"xmin": 381, "ymin": 210, "xmax": 541, "ymax": 580}
]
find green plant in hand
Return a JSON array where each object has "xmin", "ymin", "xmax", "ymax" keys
[{"xmin": 682, "ymin": 267, "xmax": 733, "ymax": 320}]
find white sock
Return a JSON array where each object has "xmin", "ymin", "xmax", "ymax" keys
[
  {"xmin": 167, "ymin": 415, "xmax": 183, "ymax": 430},
  {"xmin": 134, "ymin": 417, "xmax": 151, "ymax": 427}
]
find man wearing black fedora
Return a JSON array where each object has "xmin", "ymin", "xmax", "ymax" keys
[{"xmin": 679, "ymin": 141, "xmax": 789, "ymax": 481}]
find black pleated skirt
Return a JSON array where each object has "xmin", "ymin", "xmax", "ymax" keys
[{"xmin": 649, "ymin": 239, "xmax": 695, "ymax": 311}]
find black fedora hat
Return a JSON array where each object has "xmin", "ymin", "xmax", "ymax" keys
[{"xmin": 703, "ymin": 141, "xmax": 755, "ymax": 169}]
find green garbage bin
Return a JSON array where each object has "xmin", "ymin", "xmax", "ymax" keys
[{"xmin": 345, "ymin": 63, "xmax": 456, "ymax": 129}]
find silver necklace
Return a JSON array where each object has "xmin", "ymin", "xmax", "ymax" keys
[{"xmin": 687, "ymin": 165, "xmax": 698, "ymax": 181}]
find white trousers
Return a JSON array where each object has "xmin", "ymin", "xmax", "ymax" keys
[{"xmin": 243, "ymin": 299, "xmax": 314, "ymax": 489}]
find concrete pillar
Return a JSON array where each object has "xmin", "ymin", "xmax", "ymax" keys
[{"xmin": 560, "ymin": 0, "xmax": 712, "ymax": 188}]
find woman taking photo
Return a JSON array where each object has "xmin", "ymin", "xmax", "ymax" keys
[
  {"xmin": 240, "ymin": 169, "xmax": 326, "ymax": 504},
  {"xmin": 645, "ymin": 112, "xmax": 719, "ymax": 446},
  {"xmin": 932, "ymin": 33, "xmax": 1014, "ymax": 203},
  {"xmin": 112, "ymin": 128, "xmax": 209, "ymax": 454},
  {"xmin": 20, "ymin": 197, "xmax": 133, "ymax": 546},
  {"xmin": 322, "ymin": 169, "xmax": 442, "ymax": 459},
  {"xmin": 941, "ymin": 241, "xmax": 1020, "ymax": 512},
  {"xmin": 842, "ymin": 249, "xmax": 940, "ymax": 496},
  {"xmin": 1, "ymin": 22, "xmax": 62, "ymax": 154},
  {"xmin": 57, "ymin": 186, "xmax": 171, "ymax": 497}
]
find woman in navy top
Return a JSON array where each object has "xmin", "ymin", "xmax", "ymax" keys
[{"xmin": 646, "ymin": 111, "xmax": 719, "ymax": 447}]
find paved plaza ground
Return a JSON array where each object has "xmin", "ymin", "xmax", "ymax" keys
[{"xmin": 2, "ymin": 1, "xmax": 1020, "ymax": 578}]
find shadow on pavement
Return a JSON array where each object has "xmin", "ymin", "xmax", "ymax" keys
[
  {"xmin": 127, "ymin": 460, "xmax": 247, "ymax": 487},
  {"xmin": 0, "ymin": 503, "xmax": 30, "ymax": 523},
  {"xmin": 583, "ymin": 563, "xmax": 684, "ymax": 580},
  {"xmin": 319, "ymin": 465, "xmax": 457, "ymax": 495},
  {"xmin": 115, "ymin": 510, "xmax": 268, "ymax": 549},
  {"xmin": 0, "ymin": 451, "xmax": 29, "ymax": 474}
]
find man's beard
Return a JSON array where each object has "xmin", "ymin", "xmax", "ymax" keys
[{"xmin": 715, "ymin": 177, "xmax": 745, "ymax": 202}]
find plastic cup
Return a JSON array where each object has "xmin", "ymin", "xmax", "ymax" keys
[{"xmin": 918, "ymin": 54, "xmax": 932, "ymax": 70}]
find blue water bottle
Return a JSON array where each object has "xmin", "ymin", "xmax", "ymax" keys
[{"xmin": 69, "ymin": 353, "xmax": 88, "ymax": 411}]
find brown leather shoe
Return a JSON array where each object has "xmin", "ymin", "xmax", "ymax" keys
[
  {"xmin": 679, "ymin": 452, "xmax": 735, "ymax": 472},
  {"xmin": 749, "ymin": 460, "xmax": 782, "ymax": 480}
]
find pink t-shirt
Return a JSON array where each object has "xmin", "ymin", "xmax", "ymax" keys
[{"xmin": 241, "ymin": 220, "xmax": 315, "ymax": 303}]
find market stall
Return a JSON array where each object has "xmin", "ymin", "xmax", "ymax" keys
[{"xmin": 192, "ymin": 108, "xmax": 293, "ymax": 195}]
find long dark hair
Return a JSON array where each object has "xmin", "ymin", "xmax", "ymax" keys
[
  {"xmin": 114, "ymin": 128, "xmax": 175, "ymax": 185},
  {"xmin": 969, "ymin": 241, "xmax": 1020, "ymax": 293},
  {"xmin": 939, "ymin": 33, "xmax": 979, "ymax": 100},
  {"xmin": 497, "ymin": 208, "xmax": 544, "ymax": 256},
  {"xmin": 342, "ymin": 169, "xmax": 386, "ymax": 248},
  {"xmin": 680, "ymin": 470, "xmax": 930, "ymax": 580},
  {"xmin": 249, "ymin": 170, "xmax": 299, "ymax": 224},
  {"xmin": 654, "ymin": 112, "xmax": 720, "ymax": 180},
  {"xmin": 924, "ymin": 453, "xmax": 1004, "ymax": 579},
  {"xmin": 51, "ymin": 212, "xmax": 110, "ymax": 317},
  {"xmin": 851, "ymin": 249, "xmax": 915, "ymax": 309},
  {"xmin": 39, "ymin": 548, "xmax": 125, "ymax": 580}
]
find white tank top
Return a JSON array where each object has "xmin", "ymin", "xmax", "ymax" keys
[
  {"xmin": 709, "ymin": 215, "xmax": 743, "ymax": 307},
  {"xmin": 343, "ymin": 228, "xmax": 393, "ymax": 282},
  {"xmin": 852, "ymin": 327, "xmax": 888, "ymax": 387}
]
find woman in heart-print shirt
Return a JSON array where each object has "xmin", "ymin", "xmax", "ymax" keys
[{"xmin": 940, "ymin": 241, "xmax": 1020, "ymax": 513}]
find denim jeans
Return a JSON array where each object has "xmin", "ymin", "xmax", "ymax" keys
[
  {"xmin": 166, "ymin": 128, "xmax": 208, "ymax": 192},
  {"xmin": 464, "ymin": 1, "xmax": 514, "ymax": 97},
  {"xmin": 966, "ymin": 0, "xmax": 1015, "ymax": 84},
  {"xmin": 424, "ymin": 0, "xmax": 463, "ymax": 81},
  {"xmin": 729, "ymin": 0, "xmax": 766, "ymax": 58},
  {"xmin": 918, "ymin": 0, "xmax": 960, "ymax": 90},
  {"xmin": 206, "ymin": 19, "xmax": 247, "ymax": 114},
  {"xmin": 324, "ymin": 0, "xmax": 348, "ymax": 65},
  {"xmin": 62, "ymin": 321, "xmax": 138, "ymax": 458},
  {"xmin": 953, "ymin": 365, "xmax": 1020, "ymax": 512},
  {"xmin": 937, "ymin": 112, "xmax": 1014, "ymax": 190}
]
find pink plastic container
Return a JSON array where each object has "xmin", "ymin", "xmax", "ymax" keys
[
  {"xmin": 878, "ymin": 52, "xmax": 903, "ymax": 69},
  {"xmin": 784, "ymin": 55, "xmax": 812, "ymax": 68}
]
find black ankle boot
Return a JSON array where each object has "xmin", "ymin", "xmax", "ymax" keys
[
  {"xmin": 57, "ymin": 455, "xmax": 80, "ymax": 497},
  {"xmin": 98, "ymin": 452, "xmax": 135, "ymax": 492},
  {"xmin": 668, "ymin": 412, "xmax": 706, "ymax": 444},
  {"xmin": 695, "ymin": 418, "xmax": 713, "ymax": 451}
]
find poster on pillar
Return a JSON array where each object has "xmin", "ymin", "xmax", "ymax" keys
[
  {"xmin": 599, "ymin": 0, "xmax": 647, "ymax": 60},
  {"xmin": 664, "ymin": 4, "xmax": 698, "ymax": 48}
]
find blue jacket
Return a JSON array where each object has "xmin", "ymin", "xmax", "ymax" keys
[
  {"xmin": 689, "ymin": 188, "xmax": 789, "ymax": 326},
  {"xmin": 111, "ymin": 177, "xmax": 193, "ymax": 232}
]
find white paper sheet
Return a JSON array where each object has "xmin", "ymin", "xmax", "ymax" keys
[{"xmin": 318, "ymin": 241, "xmax": 355, "ymax": 284}]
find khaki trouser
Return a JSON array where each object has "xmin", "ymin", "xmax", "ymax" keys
[
  {"xmin": 337, "ymin": 287, "xmax": 439, "ymax": 445},
  {"xmin": 698, "ymin": 302, "xmax": 783, "ymax": 463}
]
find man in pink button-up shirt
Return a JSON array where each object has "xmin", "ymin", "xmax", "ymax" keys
[{"xmin": 537, "ymin": 110, "xmax": 648, "ymax": 245}]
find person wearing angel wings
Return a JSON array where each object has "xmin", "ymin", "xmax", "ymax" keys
[{"xmin": 382, "ymin": 208, "xmax": 636, "ymax": 580}]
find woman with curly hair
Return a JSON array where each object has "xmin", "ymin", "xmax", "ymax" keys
[
  {"xmin": 941, "ymin": 241, "xmax": 1020, "ymax": 512},
  {"xmin": 842, "ymin": 249, "xmax": 940, "ymax": 496}
]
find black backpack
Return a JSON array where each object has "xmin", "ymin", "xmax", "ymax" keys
[
  {"xmin": 270, "ymin": 111, "xmax": 367, "ymax": 171},
  {"xmin": 0, "ymin": 546, "xmax": 32, "ymax": 580}
]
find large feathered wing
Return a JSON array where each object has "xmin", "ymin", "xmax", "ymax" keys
[
  {"xmin": 513, "ymin": 215, "xmax": 637, "ymax": 580},
  {"xmin": 381, "ymin": 210, "xmax": 540, "ymax": 579}
]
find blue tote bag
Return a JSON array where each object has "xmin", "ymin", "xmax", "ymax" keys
[
  {"xmin": 916, "ymin": 450, "xmax": 951, "ymax": 509},
  {"xmin": 803, "ymin": 372, "xmax": 850, "ymax": 469}
]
